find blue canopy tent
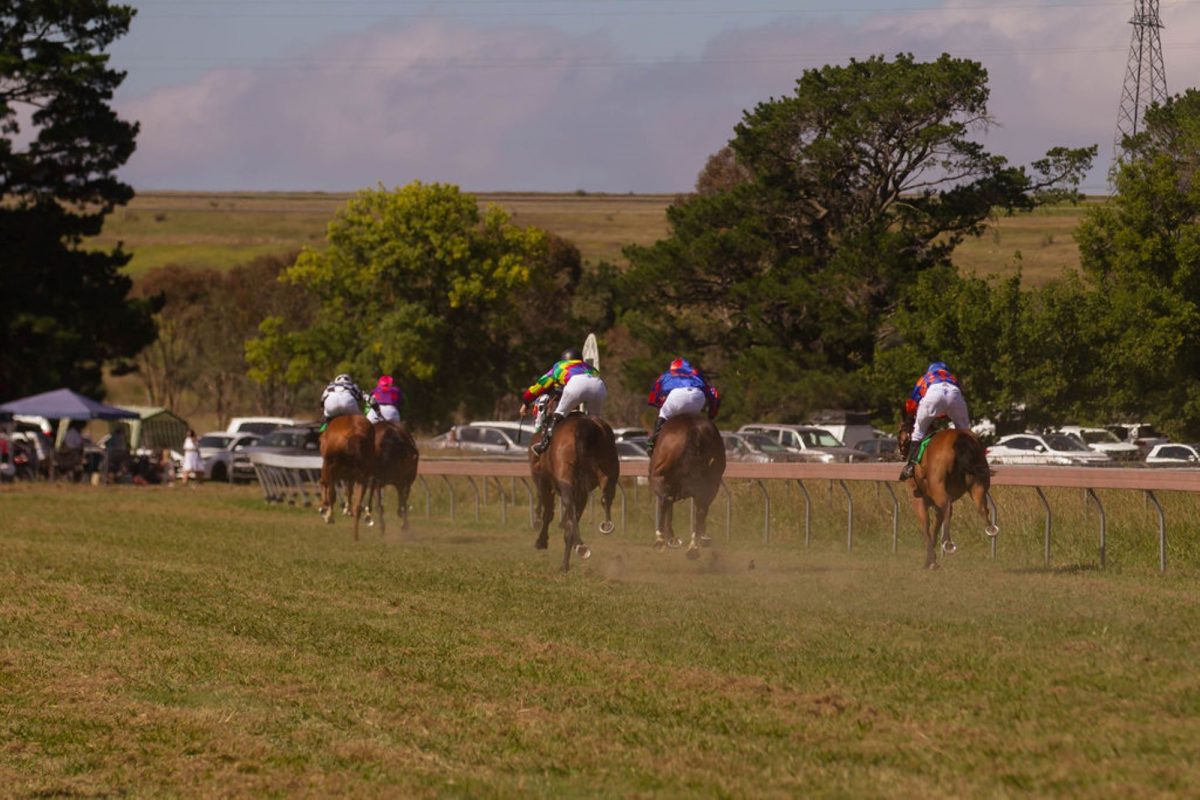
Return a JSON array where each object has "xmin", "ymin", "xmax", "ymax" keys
[
  {"xmin": 0, "ymin": 389, "xmax": 139, "ymax": 481},
  {"xmin": 0, "ymin": 388, "xmax": 140, "ymax": 421}
]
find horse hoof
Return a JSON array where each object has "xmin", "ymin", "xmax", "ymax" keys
[
  {"xmin": 534, "ymin": 539, "xmax": 548, "ymax": 550},
  {"xmin": 698, "ymin": 535, "xmax": 713, "ymax": 547},
  {"xmin": 686, "ymin": 546, "xmax": 701, "ymax": 561},
  {"xmin": 654, "ymin": 532, "xmax": 668, "ymax": 551},
  {"xmin": 667, "ymin": 537, "xmax": 683, "ymax": 550},
  {"xmin": 575, "ymin": 544, "xmax": 591, "ymax": 560},
  {"xmin": 941, "ymin": 542, "xmax": 957, "ymax": 556},
  {"xmin": 925, "ymin": 562, "xmax": 941, "ymax": 571},
  {"xmin": 598, "ymin": 520, "xmax": 614, "ymax": 535},
  {"xmin": 985, "ymin": 524, "xmax": 1000, "ymax": 538}
]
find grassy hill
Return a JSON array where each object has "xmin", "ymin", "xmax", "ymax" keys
[{"xmin": 95, "ymin": 191, "xmax": 1094, "ymax": 286}]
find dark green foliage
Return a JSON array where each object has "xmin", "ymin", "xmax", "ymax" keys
[
  {"xmin": 619, "ymin": 54, "xmax": 1094, "ymax": 423},
  {"xmin": 0, "ymin": 1, "xmax": 154, "ymax": 398}
]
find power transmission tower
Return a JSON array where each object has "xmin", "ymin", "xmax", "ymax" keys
[{"xmin": 1113, "ymin": 0, "xmax": 1167, "ymax": 153}]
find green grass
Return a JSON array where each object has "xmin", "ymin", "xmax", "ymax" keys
[
  {"xmin": 94, "ymin": 191, "xmax": 1091, "ymax": 283},
  {"xmin": 2, "ymin": 481, "xmax": 1199, "ymax": 796}
]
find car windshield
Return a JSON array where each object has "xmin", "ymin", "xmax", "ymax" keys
[
  {"xmin": 1138, "ymin": 425, "xmax": 1162, "ymax": 438},
  {"xmin": 1045, "ymin": 433, "xmax": 1089, "ymax": 452},
  {"xmin": 743, "ymin": 434, "xmax": 788, "ymax": 453},
  {"xmin": 1082, "ymin": 430, "xmax": 1121, "ymax": 444},
  {"xmin": 198, "ymin": 435, "xmax": 231, "ymax": 448},
  {"xmin": 800, "ymin": 430, "xmax": 842, "ymax": 448}
]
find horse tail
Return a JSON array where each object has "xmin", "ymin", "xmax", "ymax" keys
[{"xmin": 954, "ymin": 432, "xmax": 992, "ymax": 480}]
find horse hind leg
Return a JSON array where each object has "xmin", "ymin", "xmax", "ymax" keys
[
  {"xmin": 597, "ymin": 471, "xmax": 616, "ymax": 535},
  {"xmin": 940, "ymin": 502, "xmax": 957, "ymax": 557},
  {"xmin": 688, "ymin": 492, "xmax": 716, "ymax": 560},
  {"xmin": 654, "ymin": 496, "xmax": 680, "ymax": 551},
  {"xmin": 570, "ymin": 486, "xmax": 592, "ymax": 563},
  {"xmin": 970, "ymin": 480, "xmax": 999, "ymax": 538}
]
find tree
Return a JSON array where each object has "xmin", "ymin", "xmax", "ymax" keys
[
  {"xmin": 0, "ymin": 1, "xmax": 155, "ymax": 398},
  {"xmin": 619, "ymin": 54, "xmax": 1094, "ymax": 423},
  {"xmin": 1075, "ymin": 89, "xmax": 1200, "ymax": 436},
  {"xmin": 248, "ymin": 182, "xmax": 585, "ymax": 428}
]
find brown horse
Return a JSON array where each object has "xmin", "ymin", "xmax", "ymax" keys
[
  {"xmin": 319, "ymin": 414, "xmax": 375, "ymax": 540},
  {"xmin": 364, "ymin": 420, "xmax": 420, "ymax": 536},
  {"xmin": 898, "ymin": 410, "xmax": 999, "ymax": 569},
  {"xmin": 649, "ymin": 413, "xmax": 726, "ymax": 559},
  {"xmin": 529, "ymin": 413, "xmax": 620, "ymax": 572}
]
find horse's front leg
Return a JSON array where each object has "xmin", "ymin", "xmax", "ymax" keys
[
  {"xmin": 912, "ymin": 496, "xmax": 935, "ymax": 568},
  {"xmin": 940, "ymin": 502, "xmax": 956, "ymax": 556},
  {"xmin": 351, "ymin": 478, "xmax": 369, "ymax": 541},
  {"xmin": 597, "ymin": 472, "xmax": 616, "ymax": 535},
  {"xmin": 688, "ymin": 489, "xmax": 717, "ymax": 560},
  {"xmin": 319, "ymin": 464, "xmax": 335, "ymax": 523}
]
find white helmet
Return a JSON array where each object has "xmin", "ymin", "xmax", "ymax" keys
[{"xmin": 334, "ymin": 373, "xmax": 353, "ymax": 385}]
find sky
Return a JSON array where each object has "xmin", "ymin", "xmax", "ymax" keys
[{"xmin": 108, "ymin": 0, "xmax": 1200, "ymax": 194}]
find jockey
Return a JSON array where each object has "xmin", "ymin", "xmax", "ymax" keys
[
  {"xmin": 321, "ymin": 373, "xmax": 365, "ymax": 425},
  {"xmin": 521, "ymin": 347, "xmax": 607, "ymax": 456},
  {"xmin": 645, "ymin": 358, "xmax": 720, "ymax": 453},
  {"xmin": 366, "ymin": 375, "xmax": 404, "ymax": 423},
  {"xmin": 899, "ymin": 361, "xmax": 971, "ymax": 481}
]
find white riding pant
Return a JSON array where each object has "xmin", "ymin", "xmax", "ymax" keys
[
  {"xmin": 658, "ymin": 387, "xmax": 707, "ymax": 420},
  {"xmin": 557, "ymin": 374, "xmax": 607, "ymax": 417},
  {"xmin": 912, "ymin": 382, "xmax": 970, "ymax": 442},
  {"xmin": 367, "ymin": 404, "xmax": 401, "ymax": 423},
  {"xmin": 323, "ymin": 391, "xmax": 360, "ymax": 419}
]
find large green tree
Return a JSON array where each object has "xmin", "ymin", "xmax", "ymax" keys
[
  {"xmin": 619, "ymin": 54, "xmax": 1094, "ymax": 423},
  {"xmin": 0, "ymin": 1, "xmax": 155, "ymax": 398},
  {"xmin": 1074, "ymin": 89, "xmax": 1200, "ymax": 436},
  {"xmin": 248, "ymin": 182, "xmax": 586, "ymax": 428}
]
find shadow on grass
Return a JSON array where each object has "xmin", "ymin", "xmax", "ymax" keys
[{"xmin": 1006, "ymin": 562, "xmax": 1102, "ymax": 576}]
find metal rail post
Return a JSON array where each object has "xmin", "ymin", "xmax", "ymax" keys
[
  {"xmin": 614, "ymin": 480, "xmax": 627, "ymax": 533},
  {"xmin": 987, "ymin": 493, "xmax": 998, "ymax": 559},
  {"xmin": 839, "ymin": 480, "xmax": 854, "ymax": 551},
  {"xmin": 883, "ymin": 482, "xmax": 900, "ymax": 554},
  {"xmin": 496, "ymin": 477, "xmax": 507, "ymax": 525},
  {"xmin": 1086, "ymin": 488, "xmax": 1106, "ymax": 569},
  {"xmin": 518, "ymin": 477, "xmax": 536, "ymax": 529},
  {"xmin": 752, "ymin": 480, "xmax": 771, "ymax": 543},
  {"xmin": 1035, "ymin": 486, "xmax": 1052, "ymax": 567},
  {"xmin": 417, "ymin": 475, "xmax": 431, "ymax": 518},
  {"xmin": 463, "ymin": 477, "xmax": 481, "ymax": 522},
  {"xmin": 441, "ymin": 475, "xmax": 455, "ymax": 522},
  {"xmin": 1146, "ymin": 490, "xmax": 1166, "ymax": 574},
  {"xmin": 796, "ymin": 480, "xmax": 812, "ymax": 547},
  {"xmin": 721, "ymin": 480, "xmax": 732, "ymax": 539}
]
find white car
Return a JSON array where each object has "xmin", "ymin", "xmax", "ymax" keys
[
  {"xmin": 737, "ymin": 424, "xmax": 869, "ymax": 463},
  {"xmin": 225, "ymin": 416, "xmax": 297, "ymax": 436},
  {"xmin": 1145, "ymin": 443, "xmax": 1200, "ymax": 467},
  {"xmin": 197, "ymin": 431, "xmax": 261, "ymax": 482},
  {"xmin": 1055, "ymin": 426, "xmax": 1142, "ymax": 462},
  {"xmin": 1105, "ymin": 422, "xmax": 1168, "ymax": 455},
  {"xmin": 986, "ymin": 433, "xmax": 1114, "ymax": 466}
]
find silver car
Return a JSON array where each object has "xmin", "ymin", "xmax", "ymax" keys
[{"xmin": 736, "ymin": 424, "xmax": 870, "ymax": 463}]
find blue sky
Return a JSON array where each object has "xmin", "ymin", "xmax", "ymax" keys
[{"xmin": 109, "ymin": 1, "xmax": 1200, "ymax": 193}]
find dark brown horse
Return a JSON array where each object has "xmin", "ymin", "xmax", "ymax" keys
[
  {"xmin": 898, "ymin": 409, "xmax": 999, "ymax": 569},
  {"xmin": 364, "ymin": 420, "xmax": 420, "ymax": 536},
  {"xmin": 319, "ymin": 414, "xmax": 375, "ymax": 540},
  {"xmin": 529, "ymin": 413, "xmax": 620, "ymax": 572},
  {"xmin": 649, "ymin": 413, "xmax": 726, "ymax": 559}
]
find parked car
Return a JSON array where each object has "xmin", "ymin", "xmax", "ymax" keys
[
  {"xmin": 442, "ymin": 424, "xmax": 526, "ymax": 456},
  {"xmin": 737, "ymin": 424, "xmax": 869, "ymax": 463},
  {"xmin": 1105, "ymin": 422, "xmax": 1168, "ymax": 455},
  {"xmin": 616, "ymin": 440, "xmax": 650, "ymax": 461},
  {"xmin": 225, "ymin": 416, "xmax": 298, "ymax": 436},
  {"xmin": 243, "ymin": 425, "xmax": 321, "ymax": 458},
  {"xmin": 855, "ymin": 436, "xmax": 900, "ymax": 461},
  {"xmin": 1055, "ymin": 426, "xmax": 1142, "ymax": 462},
  {"xmin": 196, "ymin": 431, "xmax": 261, "ymax": 482},
  {"xmin": 464, "ymin": 420, "xmax": 535, "ymax": 447},
  {"xmin": 1144, "ymin": 443, "xmax": 1200, "ymax": 467},
  {"xmin": 806, "ymin": 410, "xmax": 877, "ymax": 450},
  {"xmin": 721, "ymin": 432, "xmax": 801, "ymax": 463},
  {"xmin": 612, "ymin": 427, "xmax": 649, "ymax": 442},
  {"xmin": 986, "ymin": 433, "xmax": 1114, "ymax": 466}
]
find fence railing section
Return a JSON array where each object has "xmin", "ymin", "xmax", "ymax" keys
[{"xmin": 251, "ymin": 454, "xmax": 1200, "ymax": 572}]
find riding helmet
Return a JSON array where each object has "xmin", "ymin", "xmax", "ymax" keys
[{"xmin": 561, "ymin": 347, "xmax": 583, "ymax": 362}]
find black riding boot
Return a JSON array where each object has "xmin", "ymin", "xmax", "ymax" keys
[
  {"xmin": 533, "ymin": 413, "xmax": 564, "ymax": 455},
  {"xmin": 646, "ymin": 416, "xmax": 666, "ymax": 454},
  {"xmin": 899, "ymin": 436, "xmax": 923, "ymax": 481}
]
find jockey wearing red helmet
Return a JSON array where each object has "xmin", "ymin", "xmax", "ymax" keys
[{"xmin": 645, "ymin": 357, "xmax": 720, "ymax": 453}]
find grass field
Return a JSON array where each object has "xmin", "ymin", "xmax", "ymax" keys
[
  {"xmin": 94, "ymin": 191, "xmax": 1093, "ymax": 285},
  {"xmin": 3, "ymin": 480, "xmax": 1198, "ymax": 797}
]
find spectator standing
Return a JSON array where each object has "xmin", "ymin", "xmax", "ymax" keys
[{"xmin": 181, "ymin": 429, "xmax": 203, "ymax": 486}]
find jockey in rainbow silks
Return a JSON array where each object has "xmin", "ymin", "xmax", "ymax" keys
[
  {"xmin": 899, "ymin": 361, "xmax": 971, "ymax": 480},
  {"xmin": 521, "ymin": 347, "xmax": 607, "ymax": 456},
  {"xmin": 321, "ymin": 373, "xmax": 365, "ymax": 422},
  {"xmin": 645, "ymin": 358, "xmax": 720, "ymax": 452},
  {"xmin": 366, "ymin": 375, "xmax": 404, "ymax": 423}
]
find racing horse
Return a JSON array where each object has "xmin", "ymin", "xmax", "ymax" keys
[
  {"xmin": 898, "ymin": 408, "xmax": 999, "ymax": 569},
  {"xmin": 319, "ymin": 414, "xmax": 375, "ymax": 540},
  {"xmin": 529, "ymin": 412, "xmax": 620, "ymax": 572},
  {"xmin": 649, "ymin": 413, "xmax": 726, "ymax": 559},
  {"xmin": 363, "ymin": 420, "xmax": 420, "ymax": 535}
]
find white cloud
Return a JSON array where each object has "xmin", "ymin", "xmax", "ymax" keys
[{"xmin": 117, "ymin": 4, "xmax": 1200, "ymax": 193}]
